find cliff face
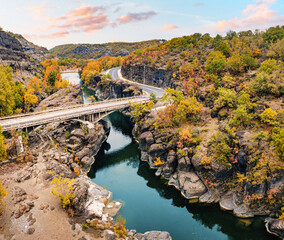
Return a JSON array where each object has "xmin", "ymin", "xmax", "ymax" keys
[
  {"xmin": 121, "ymin": 64, "xmax": 175, "ymax": 89},
  {"xmin": 0, "ymin": 31, "xmax": 43, "ymax": 84}
]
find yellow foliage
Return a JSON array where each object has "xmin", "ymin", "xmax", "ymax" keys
[
  {"xmin": 114, "ymin": 216, "xmax": 128, "ymax": 238},
  {"xmin": 201, "ymin": 156, "xmax": 212, "ymax": 169},
  {"xmin": 50, "ymin": 175, "xmax": 75, "ymax": 209},
  {"xmin": 0, "ymin": 180, "xmax": 7, "ymax": 207},
  {"xmin": 153, "ymin": 157, "xmax": 165, "ymax": 166}
]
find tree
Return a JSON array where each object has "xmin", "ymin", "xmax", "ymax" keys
[
  {"xmin": 0, "ymin": 65, "xmax": 15, "ymax": 116},
  {"xmin": 161, "ymin": 88, "xmax": 184, "ymax": 105},
  {"xmin": 0, "ymin": 125, "xmax": 7, "ymax": 162},
  {"xmin": 24, "ymin": 93, "xmax": 38, "ymax": 112},
  {"xmin": 205, "ymin": 51, "xmax": 227, "ymax": 75},
  {"xmin": 48, "ymin": 71, "xmax": 56, "ymax": 86},
  {"xmin": 214, "ymin": 41, "xmax": 231, "ymax": 57}
]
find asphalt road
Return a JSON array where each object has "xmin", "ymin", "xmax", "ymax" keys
[{"xmin": 105, "ymin": 67, "xmax": 165, "ymax": 98}]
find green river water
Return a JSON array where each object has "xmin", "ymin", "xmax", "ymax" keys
[{"xmin": 62, "ymin": 72, "xmax": 277, "ymax": 240}]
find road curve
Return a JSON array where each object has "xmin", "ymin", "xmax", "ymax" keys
[{"xmin": 106, "ymin": 67, "xmax": 165, "ymax": 98}]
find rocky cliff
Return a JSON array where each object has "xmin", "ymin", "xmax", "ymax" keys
[
  {"xmin": 121, "ymin": 64, "xmax": 176, "ymax": 89},
  {"xmin": 132, "ymin": 105, "xmax": 284, "ymax": 239},
  {"xmin": 0, "ymin": 31, "xmax": 44, "ymax": 84}
]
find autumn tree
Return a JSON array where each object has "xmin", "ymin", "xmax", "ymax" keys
[{"xmin": 0, "ymin": 65, "xmax": 15, "ymax": 116}]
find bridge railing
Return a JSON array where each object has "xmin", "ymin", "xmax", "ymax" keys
[
  {"xmin": 0, "ymin": 96, "xmax": 148, "ymax": 121},
  {"xmin": 1, "ymin": 99, "xmax": 149, "ymax": 131}
]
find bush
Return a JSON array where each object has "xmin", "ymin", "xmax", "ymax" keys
[
  {"xmin": 50, "ymin": 175, "xmax": 75, "ymax": 209},
  {"xmin": 214, "ymin": 88, "xmax": 237, "ymax": 110},
  {"xmin": 0, "ymin": 180, "xmax": 7, "ymax": 212},
  {"xmin": 271, "ymin": 127, "xmax": 284, "ymax": 160},
  {"xmin": 210, "ymin": 132, "xmax": 233, "ymax": 167},
  {"xmin": 205, "ymin": 51, "xmax": 227, "ymax": 75},
  {"xmin": 259, "ymin": 108, "xmax": 277, "ymax": 125}
]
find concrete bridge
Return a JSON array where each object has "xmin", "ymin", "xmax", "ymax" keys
[{"xmin": 0, "ymin": 96, "xmax": 148, "ymax": 132}]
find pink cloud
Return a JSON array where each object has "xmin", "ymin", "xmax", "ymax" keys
[
  {"xmin": 117, "ymin": 11, "xmax": 157, "ymax": 24},
  {"xmin": 215, "ymin": 0, "xmax": 283, "ymax": 32},
  {"xmin": 27, "ymin": 5, "xmax": 52, "ymax": 20},
  {"xmin": 162, "ymin": 24, "xmax": 178, "ymax": 31}
]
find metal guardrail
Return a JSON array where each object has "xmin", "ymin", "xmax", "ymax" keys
[
  {"xmin": 0, "ymin": 97, "xmax": 149, "ymax": 131},
  {"xmin": 0, "ymin": 96, "xmax": 147, "ymax": 121}
]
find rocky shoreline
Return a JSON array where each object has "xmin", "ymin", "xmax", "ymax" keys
[
  {"xmin": 131, "ymin": 106, "xmax": 284, "ymax": 239},
  {"xmin": 0, "ymin": 80, "xmax": 172, "ymax": 239}
]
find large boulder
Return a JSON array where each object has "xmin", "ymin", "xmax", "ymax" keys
[
  {"xmin": 139, "ymin": 131, "xmax": 154, "ymax": 151},
  {"xmin": 143, "ymin": 231, "xmax": 172, "ymax": 240},
  {"xmin": 46, "ymin": 160, "xmax": 75, "ymax": 179},
  {"xmin": 178, "ymin": 171, "xmax": 207, "ymax": 199},
  {"xmin": 266, "ymin": 218, "xmax": 284, "ymax": 239}
]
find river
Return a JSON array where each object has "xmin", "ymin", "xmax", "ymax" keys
[{"xmin": 62, "ymin": 72, "xmax": 277, "ymax": 240}]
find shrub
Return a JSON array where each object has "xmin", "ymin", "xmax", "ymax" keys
[
  {"xmin": 65, "ymin": 131, "xmax": 70, "ymax": 139},
  {"xmin": 0, "ymin": 180, "xmax": 7, "ymax": 212},
  {"xmin": 214, "ymin": 88, "xmax": 237, "ymax": 110},
  {"xmin": 114, "ymin": 216, "xmax": 128, "ymax": 238},
  {"xmin": 50, "ymin": 175, "xmax": 75, "ymax": 209},
  {"xmin": 259, "ymin": 108, "xmax": 277, "ymax": 125},
  {"xmin": 153, "ymin": 157, "xmax": 165, "ymax": 166},
  {"xmin": 210, "ymin": 132, "xmax": 232, "ymax": 167},
  {"xmin": 271, "ymin": 127, "xmax": 284, "ymax": 160}
]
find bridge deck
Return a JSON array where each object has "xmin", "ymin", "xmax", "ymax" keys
[{"xmin": 0, "ymin": 96, "xmax": 148, "ymax": 131}]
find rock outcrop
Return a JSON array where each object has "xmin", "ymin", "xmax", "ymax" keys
[
  {"xmin": 0, "ymin": 31, "xmax": 43, "ymax": 84},
  {"xmin": 35, "ymin": 84, "xmax": 83, "ymax": 111},
  {"xmin": 121, "ymin": 64, "xmax": 175, "ymax": 89}
]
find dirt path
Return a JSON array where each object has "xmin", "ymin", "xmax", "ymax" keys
[{"xmin": 0, "ymin": 153, "xmax": 102, "ymax": 240}]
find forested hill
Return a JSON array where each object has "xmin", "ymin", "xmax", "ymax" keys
[{"xmin": 48, "ymin": 40, "xmax": 164, "ymax": 59}]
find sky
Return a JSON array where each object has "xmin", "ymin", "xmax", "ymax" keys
[{"xmin": 0, "ymin": 0, "xmax": 283, "ymax": 49}]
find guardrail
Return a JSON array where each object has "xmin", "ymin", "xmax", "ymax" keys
[
  {"xmin": 0, "ymin": 96, "xmax": 147, "ymax": 121},
  {"xmin": 0, "ymin": 97, "xmax": 149, "ymax": 131}
]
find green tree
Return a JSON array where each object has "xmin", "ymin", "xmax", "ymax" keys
[
  {"xmin": 48, "ymin": 71, "xmax": 56, "ymax": 86},
  {"xmin": 205, "ymin": 51, "xmax": 227, "ymax": 75},
  {"xmin": 214, "ymin": 88, "xmax": 237, "ymax": 110}
]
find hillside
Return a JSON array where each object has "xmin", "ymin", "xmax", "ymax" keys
[
  {"xmin": 0, "ymin": 30, "xmax": 47, "ymax": 84},
  {"xmin": 126, "ymin": 25, "xmax": 284, "ymax": 238},
  {"xmin": 49, "ymin": 40, "xmax": 164, "ymax": 59}
]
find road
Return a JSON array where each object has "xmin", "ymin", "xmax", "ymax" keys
[
  {"xmin": 0, "ymin": 97, "xmax": 147, "ymax": 131},
  {"xmin": 105, "ymin": 67, "xmax": 165, "ymax": 98}
]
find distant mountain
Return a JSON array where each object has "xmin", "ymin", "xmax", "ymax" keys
[
  {"xmin": 0, "ymin": 30, "xmax": 47, "ymax": 84},
  {"xmin": 49, "ymin": 40, "xmax": 164, "ymax": 59}
]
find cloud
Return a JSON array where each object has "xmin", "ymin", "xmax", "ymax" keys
[
  {"xmin": 117, "ymin": 11, "xmax": 157, "ymax": 24},
  {"xmin": 215, "ymin": 0, "xmax": 284, "ymax": 32},
  {"xmin": 162, "ymin": 24, "xmax": 178, "ymax": 31},
  {"xmin": 27, "ymin": 5, "xmax": 52, "ymax": 20},
  {"xmin": 193, "ymin": 3, "xmax": 205, "ymax": 7},
  {"xmin": 27, "ymin": 4, "xmax": 111, "ymax": 39}
]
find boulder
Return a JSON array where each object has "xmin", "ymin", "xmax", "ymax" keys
[
  {"xmin": 209, "ymin": 159, "xmax": 233, "ymax": 181},
  {"xmin": 177, "ymin": 171, "xmax": 207, "ymax": 199},
  {"xmin": 143, "ymin": 231, "xmax": 172, "ymax": 240},
  {"xmin": 72, "ymin": 178, "xmax": 89, "ymax": 214},
  {"xmin": 266, "ymin": 218, "xmax": 284, "ymax": 239},
  {"xmin": 46, "ymin": 160, "xmax": 75, "ymax": 178},
  {"xmin": 76, "ymin": 147, "xmax": 91, "ymax": 160},
  {"xmin": 71, "ymin": 129, "xmax": 86, "ymax": 139},
  {"xmin": 139, "ymin": 131, "xmax": 154, "ymax": 151}
]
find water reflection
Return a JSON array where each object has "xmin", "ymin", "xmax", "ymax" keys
[{"xmin": 89, "ymin": 110, "xmax": 277, "ymax": 240}]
